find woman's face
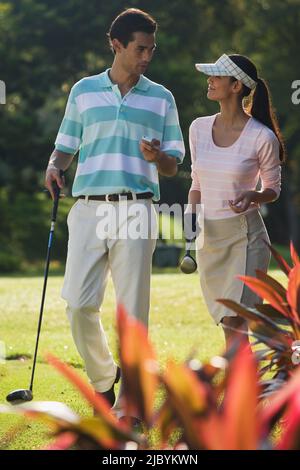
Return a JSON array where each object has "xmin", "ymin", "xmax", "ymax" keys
[{"xmin": 207, "ymin": 75, "xmax": 237, "ymax": 101}]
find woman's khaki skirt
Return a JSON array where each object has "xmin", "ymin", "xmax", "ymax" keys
[{"xmin": 196, "ymin": 209, "xmax": 271, "ymax": 325}]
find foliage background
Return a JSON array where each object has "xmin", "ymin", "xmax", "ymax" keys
[{"xmin": 0, "ymin": 0, "xmax": 299, "ymax": 271}]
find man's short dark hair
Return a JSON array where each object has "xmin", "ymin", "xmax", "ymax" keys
[{"xmin": 107, "ymin": 8, "xmax": 157, "ymax": 52}]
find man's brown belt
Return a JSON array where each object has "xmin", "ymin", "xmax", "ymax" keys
[{"xmin": 78, "ymin": 192, "xmax": 153, "ymax": 202}]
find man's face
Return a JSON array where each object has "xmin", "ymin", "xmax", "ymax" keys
[{"xmin": 114, "ymin": 32, "xmax": 156, "ymax": 75}]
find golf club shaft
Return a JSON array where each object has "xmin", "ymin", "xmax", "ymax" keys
[
  {"xmin": 29, "ymin": 174, "xmax": 63, "ymax": 392},
  {"xmin": 185, "ymin": 239, "xmax": 193, "ymax": 253}
]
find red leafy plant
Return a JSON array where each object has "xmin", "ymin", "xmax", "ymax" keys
[
  {"xmin": 217, "ymin": 241, "xmax": 300, "ymax": 396},
  {"xmin": 1, "ymin": 303, "xmax": 300, "ymax": 450}
]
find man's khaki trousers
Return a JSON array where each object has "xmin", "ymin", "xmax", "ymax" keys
[{"xmin": 62, "ymin": 198, "xmax": 157, "ymax": 392}]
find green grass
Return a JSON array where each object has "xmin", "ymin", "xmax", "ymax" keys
[{"xmin": 0, "ymin": 269, "xmax": 288, "ymax": 449}]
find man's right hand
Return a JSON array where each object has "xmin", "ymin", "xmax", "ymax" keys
[{"xmin": 45, "ymin": 167, "xmax": 65, "ymax": 200}]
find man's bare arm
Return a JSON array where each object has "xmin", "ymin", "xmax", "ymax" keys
[{"xmin": 45, "ymin": 149, "xmax": 74, "ymax": 199}]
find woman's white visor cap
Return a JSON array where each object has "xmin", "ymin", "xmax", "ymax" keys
[{"xmin": 195, "ymin": 54, "xmax": 257, "ymax": 90}]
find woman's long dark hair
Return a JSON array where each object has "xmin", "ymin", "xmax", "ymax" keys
[{"xmin": 229, "ymin": 54, "xmax": 286, "ymax": 163}]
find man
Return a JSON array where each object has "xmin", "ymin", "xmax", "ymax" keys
[{"xmin": 45, "ymin": 8, "xmax": 185, "ymax": 418}]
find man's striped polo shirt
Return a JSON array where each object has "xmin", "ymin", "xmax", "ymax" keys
[{"xmin": 54, "ymin": 69, "xmax": 185, "ymax": 201}]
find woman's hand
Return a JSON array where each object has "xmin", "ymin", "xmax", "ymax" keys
[
  {"xmin": 228, "ymin": 191, "xmax": 258, "ymax": 213},
  {"xmin": 140, "ymin": 138, "xmax": 161, "ymax": 163}
]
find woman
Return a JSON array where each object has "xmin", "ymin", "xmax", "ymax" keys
[{"xmin": 188, "ymin": 53, "xmax": 285, "ymax": 349}]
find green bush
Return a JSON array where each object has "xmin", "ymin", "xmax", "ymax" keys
[
  {"xmin": 0, "ymin": 189, "xmax": 73, "ymax": 273},
  {"xmin": 0, "ymin": 189, "xmax": 23, "ymax": 272}
]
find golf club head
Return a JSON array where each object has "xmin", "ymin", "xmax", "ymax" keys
[
  {"xmin": 6, "ymin": 389, "xmax": 33, "ymax": 404},
  {"xmin": 180, "ymin": 253, "xmax": 197, "ymax": 274}
]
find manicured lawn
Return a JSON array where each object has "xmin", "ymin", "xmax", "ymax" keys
[{"xmin": 0, "ymin": 270, "xmax": 287, "ymax": 449}]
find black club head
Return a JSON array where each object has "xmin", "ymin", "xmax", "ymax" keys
[{"xmin": 6, "ymin": 389, "xmax": 33, "ymax": 404}]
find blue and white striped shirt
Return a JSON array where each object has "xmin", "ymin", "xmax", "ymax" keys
[{"xmin": 54, "ymin": 69, "xmax": 185, "ymax": 200}]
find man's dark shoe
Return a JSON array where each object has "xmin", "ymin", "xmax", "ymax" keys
[{"xmin": 94, "ymin": 366, "xmax": 121, "ymax": 413}]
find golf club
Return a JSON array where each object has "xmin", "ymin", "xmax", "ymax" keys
[
  {"xmin": 6, "ymin": 172, "xmax": 64, "ymax": 404},
  {"xmin": 179, "ymin": 239, "xmax": 198, "ymax": 274}
]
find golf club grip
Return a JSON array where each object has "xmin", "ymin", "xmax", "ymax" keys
[{"xmin": 51, "ymin": 170, "xmax": 64, "ymax": 222}]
